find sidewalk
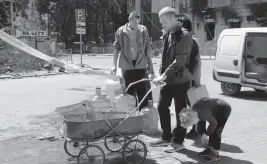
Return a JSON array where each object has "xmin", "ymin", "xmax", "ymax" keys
[{"xmin": 0, "ymin": 62, "xmax": 266, "ymax": 164}]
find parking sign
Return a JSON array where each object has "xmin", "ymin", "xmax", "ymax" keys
[{"xmin": 75, "ymin": 9, "xmax": 85, "ymax": 21}]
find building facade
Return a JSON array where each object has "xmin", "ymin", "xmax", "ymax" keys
[{"xmin": 127, "ymin": 0, "xmax": 267, "ymax": 55}]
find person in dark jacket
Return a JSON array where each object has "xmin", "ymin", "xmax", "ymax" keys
[
  {"xmin": 151, "ymin": 7, "xmax": 193, "ymax": 153},
  {"xmin": 179, "ymin": 97, "xmax": 232, "ymax": 162},
  {"xmin": 182, "ymin": 17, "xmax": 202, "ymax": 139}
]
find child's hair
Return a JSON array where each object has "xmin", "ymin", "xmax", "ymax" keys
[
  {"xmin": 159, "ymin": 7, "xmax": 176, "ymax": 18},
  {"xmin": 179, "ymin": 107, "xmax": 198, "ymax": 128}
]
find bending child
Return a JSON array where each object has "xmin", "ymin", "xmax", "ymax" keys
[{"xmin": 179, "ymin": 97, "xmax": 231, "ymax": 162}]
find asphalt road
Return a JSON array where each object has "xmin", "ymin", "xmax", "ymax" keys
[{"xmin": 0, "ymin": 56, "xmax": 267, "ymax": 164}]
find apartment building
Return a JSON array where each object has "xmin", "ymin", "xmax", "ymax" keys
[{"xmin": 127, "ymin": 0, "xmax": 267, "ymax": 55}]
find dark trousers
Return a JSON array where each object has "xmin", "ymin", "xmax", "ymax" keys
[
  {"xmin": 122, "ymin": 69, "xmax": 148, "ymax": 111},
  {"xmin": 158, "ymin": 82, "xmax": 190, "ymax": 144},
  {"xmin": 198, "ymin": 106, "xmax": 231, "ymax": 150},
  {"xmin": 187, "ymin": 80, "xmax": 197, "ymax": 132}
]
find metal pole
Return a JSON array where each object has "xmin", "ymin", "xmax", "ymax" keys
[
  {"xmin": 80, "ymin": 34, "xmax": 83, "ymax": 65},
  {"xmin": 10, "ymin": 0, "xmax": 14, "ymax": 35}
]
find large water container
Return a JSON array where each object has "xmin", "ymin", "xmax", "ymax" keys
[
  {"xmin": 91, "ymin": 87, "xmax": 112, "ymax": 112},
  {"xmin": 141, "ymin": 100, "xmax": 159, "ymax": 134},
  {"xmin": 112, "ymin": 93, "xmax": 136, "ymax": 113},
  {"xmin": 104, "ymin": 78, "xmax": 125, "ymax": 101}
]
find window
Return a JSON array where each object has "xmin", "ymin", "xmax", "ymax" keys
[
  {"xmin": 127, "ymin": 0, "xmax": 134, "ymax": 7},
  {"xmin": 229, "ymin": 22, "xmax": 241, "ymax": 28},
  {"xmin": 247, "ymin": 15, "xmax": 255, "ymax": 22},
  {"xmin": 231, "ymin": 0, "xmax": 238, "ymax": 5},
  {"xmin": 172, "ymin": 0, "xmax": 176, "ymax": 8},
  {"xmin": 219, "ymin": 35, "xmax": 241, "ymax": 56},
  {"xmin": 205, "ymin": 23, "xmax": 215, "ymax": 41}
]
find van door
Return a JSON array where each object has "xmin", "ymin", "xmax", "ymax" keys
[
  {"xmin": 214, "ymin": 35, "xmax": 243, "ymax": 83},
  {"xmin": 242, "ymin": 33, "xmax": 267, "ymax": 89}
]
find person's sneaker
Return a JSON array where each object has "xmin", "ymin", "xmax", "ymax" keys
[
  {"xmin": 185, "ymin": 130, "xmax": 199, "ymax": 139},
  {"xmin": 203, "ymin": 153, "xmax": 220, "ymax": 162},
  {"xmin": 198, "ymin": 148, "xmax": 211, "ymax": 157},
  {"xmin": 150, "ymin": 139, "xmax": 171, "ymax": 147},
  {"xmin": 164, "ymin": 143, "xmax": 185, "ymax": 153}
]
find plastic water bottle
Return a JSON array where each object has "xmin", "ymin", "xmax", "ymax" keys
[
  {"xmin": 112, "ymin": 93, "xmax": 136, "ymax": 113},
  {"xmin": 141, "ymin": 100, "xmax": 159, "ymax": 134},
  {"xmin": 91, "ymin": 87, "xmax": 112, "ymax": 113}
]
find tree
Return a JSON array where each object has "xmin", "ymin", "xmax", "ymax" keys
[
  {"xmin": 0, "ymin": 1, "xmax": 9, "ymax": 28},
  {"xmin": 14, "ymin": 0, "xmax": 45, "ymax": 31},
  {"xmin": 31, "ymin": 0, "xmax": 127, "ymax": 47}
]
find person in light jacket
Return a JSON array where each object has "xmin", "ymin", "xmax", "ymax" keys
[{"xmin": 111, "ymin": 11, "xmax": 155, "ymax": 110}]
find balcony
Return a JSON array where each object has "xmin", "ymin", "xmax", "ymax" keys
[{"xmin": 207, "ymin": 0, "xmax": 267, "ymax": 8}]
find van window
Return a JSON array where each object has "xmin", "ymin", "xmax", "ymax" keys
[{"xmin": 219, "ymin": 35, "xmax": 241, "ymax": 56}]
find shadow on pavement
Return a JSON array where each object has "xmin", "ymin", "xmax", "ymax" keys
[
  {"xmin": 107, "ymin": 155, "xmax": 158, "ymax": 164},
  {"xmin": 179, "ymin": 149, "xmax": 253, "ymax": 164},
  {"xmin": 192, "ymin": 138, "xmax": 243, "ymax": 154},
  {"xmin": 221, "ymin": 90, "xmax": 267, "ymax": 101}
]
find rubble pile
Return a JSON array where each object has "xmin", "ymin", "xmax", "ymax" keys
[{"xmin": 0, "ymin": 45, "xmax": 47, "ymax": 74}]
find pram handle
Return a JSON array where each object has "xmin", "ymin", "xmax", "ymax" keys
[{"xmin": 126, "ymin": 78, "xmax": 166, "ymax": 92}]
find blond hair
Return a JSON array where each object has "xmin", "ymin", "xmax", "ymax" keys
[
  {"xmin": 179, "ymin": 108, "xmax": 199, "ymax": 128},
  {"xmin": 159, "ymin": 7, "xmax": 176, "ymax": 18}
]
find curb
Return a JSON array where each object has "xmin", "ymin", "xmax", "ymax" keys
[{"xmin": 0, "ymin": 72, "xmax": 65, "ymax": 80}]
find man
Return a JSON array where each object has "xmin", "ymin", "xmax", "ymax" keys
[
  {"xmin": 179, "ymin": 98, "xmax": 232, "ymax": 162},
  {"xmin": 182, "ymin": 17, "xmax": 202, "ymax": 139},
  {"xmin": 111, "ymin": 11, "xmax": 155, "ymax": 110},
  {"xmin": 151, "ymin": 7, "xmax": 193, "ymax": 152}
]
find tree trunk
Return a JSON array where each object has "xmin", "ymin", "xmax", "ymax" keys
[
  {"xmin": 102, "ymin": 14, "xmax": 106, "ymax": 44},
  {"xmin": 94, "ymin": 9, "xmax": 99, "ymax": 45}
]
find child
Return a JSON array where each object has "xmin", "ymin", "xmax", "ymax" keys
[{"xmin": 179, "ymin": 97, "xmax": 232, "ymax": 162}]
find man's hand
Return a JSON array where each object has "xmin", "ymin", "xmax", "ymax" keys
[
  {"xmin": 152, "ymin": 74, "xmax": 167, "ymax": 85},
  {"xmin": 110, "ymin": 66, "xmax": 117, "ymax": 75},
  {"xmin": 149, "ymin": 73, "xmax": 156, "ymax": 80},
  {"xmin": 201, "ymin": 134, "xmax": 209, "ymax": 147}
]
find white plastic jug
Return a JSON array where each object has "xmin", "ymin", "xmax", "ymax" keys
[{"xmin": 141, "ymin": 100, "xmax": 159, "ymax": 134}]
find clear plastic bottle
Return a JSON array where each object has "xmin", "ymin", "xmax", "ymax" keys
[
  {"xmin": 91, "ymin": 87, "xmax": 112, "ymax": 113},
  {"xmin": 141, "ymin": 100, "xmax": 159, "ymax": 134}
]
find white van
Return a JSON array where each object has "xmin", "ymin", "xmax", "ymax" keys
[{"xmin": 213, "ymin": 28, "xmax": 267, "ymax": 96}]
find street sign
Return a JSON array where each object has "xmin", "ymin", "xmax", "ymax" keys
[
  {"xmin": 76, "ymin": 21, "xmax": 86, "ymax": 27},
  {"xmin": 75, "ymin": 9, "xmax": 86, "ymax": 21},
  {"xmin": 76, "ymin": 27, "xmax": 86, "ymax": 34},
  {"xmin": 18, "ymin": 30, "xmax": 47, "ymax": 37}
]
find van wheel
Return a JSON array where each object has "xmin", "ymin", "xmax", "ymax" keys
[{"xmin": 221, "ymin": 82, "xmax": 241, "ymax": 96}]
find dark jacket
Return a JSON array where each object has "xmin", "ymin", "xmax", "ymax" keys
[
  {"xmin": 192, "ymin": 98, "xmax": 232, "ymax": 136},
  {"xmin": 113, "ymin": 23, "xmax": 152, "ymax": 71},
  {"xmin": 160, "ymin": 27, "xmax": 193, "ymax": 85}
]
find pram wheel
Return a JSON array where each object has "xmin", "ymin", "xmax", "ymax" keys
[
  {"xmin": 64, "ymin": 140, "xmax": 88, "ymax": 157},
  {"xmin": 122, "ymin": 139, "xmax": 147, "ymax": 164},
  {"xmin": 104, "ymin": 136, "xmax": 126, "ymax": 152},
  {"xmin": 78, "ymin": 144, "xmax": 105, "ymax": 164}
]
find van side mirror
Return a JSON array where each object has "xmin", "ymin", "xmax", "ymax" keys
[{"xmin": 247, "ymin": 41, "xmax": 251, "ymax": 48}]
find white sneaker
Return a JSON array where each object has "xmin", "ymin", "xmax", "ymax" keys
[{"xmin": 164, "ymin": 143, "xmax": 185, "ymax": 153}]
